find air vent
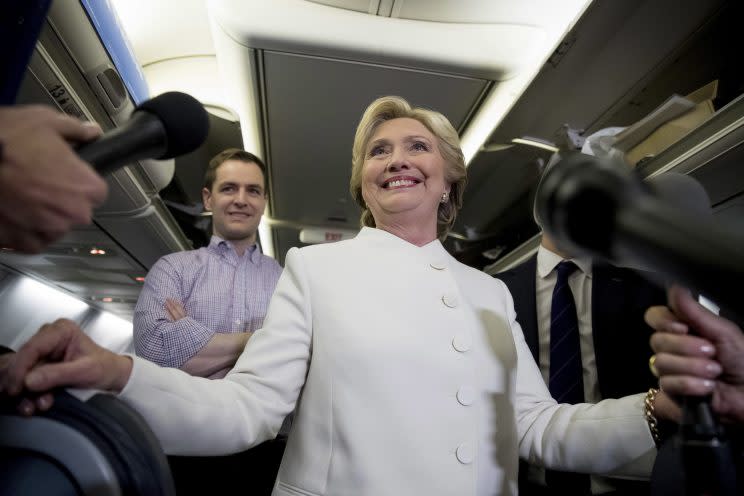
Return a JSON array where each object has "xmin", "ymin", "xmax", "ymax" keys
[{"xmin": 43, "ymin": 257, "xmax": 94, "ymax": 269}]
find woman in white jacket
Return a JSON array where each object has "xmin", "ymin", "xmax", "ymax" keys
[{"xmin": 2, "ymin": 96, "xmax": 669, "ymax": 496}]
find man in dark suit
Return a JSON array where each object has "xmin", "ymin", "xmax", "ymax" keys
[
  {"xmin": 500, "ymin": 232, "xmax": 665, "ymax": 495},
  {"xmin": 499, "ymin": 232, "xmax": 666, "ymax": 398},
  {"xmin": 497, "ymin": 158, "xmax": 667, "ymax": 495}
]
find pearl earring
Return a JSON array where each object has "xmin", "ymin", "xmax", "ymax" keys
[{"xmin": 440, "ymin": 192, "xmax": 448, "ymax": 204}]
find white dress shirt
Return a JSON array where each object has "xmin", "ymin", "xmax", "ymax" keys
[
  {"xmin": 535, "ymin": 244, "xmax": 600, "ymax": 404},
  {"xmin": 534, "ymin": 244, "xmax": 626, "ymax": 494}
]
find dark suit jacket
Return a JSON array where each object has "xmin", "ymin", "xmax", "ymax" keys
[
  {"xmin": 497, "ymin": 254, "xmax": 666, "ymax": 495},
  {"xmin": 497, "ymin": 254, "xmax": 666, "ymax": 399}
]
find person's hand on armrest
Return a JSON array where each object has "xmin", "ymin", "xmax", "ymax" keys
[
  {"xmin": 0, "ymin": 319, "xmax": 132, "ymax": 415},
  {"xmin": 1, "ymin": 351, "xmax": 56, "ymax": 416}
]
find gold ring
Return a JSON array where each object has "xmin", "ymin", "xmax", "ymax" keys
[{"xmin": 649, "ymin": 355, "xmax": 659, "ymax": 377}]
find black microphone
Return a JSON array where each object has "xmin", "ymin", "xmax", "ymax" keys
[
  {"xmin": 601, "ymin": 170, "xmax": 712, "ymax": 273},
  {"xmin": 76, "ymin": 91, "xmax": 210, "ymax": 175},
  {"xmin": 536, "ymin": 152, "xmax": 744, "ymax": 316}
]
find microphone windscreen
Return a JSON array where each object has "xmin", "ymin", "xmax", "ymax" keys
[
  {"xmin": 615, "ymin": 172, "xmax": 711, "ymax": 273},
  {"xmin": 136, "ymin": 91, "xmax": 210, "ymax": 158},
  {"xmin": 646, "ymin": 172, "xmax": 712, "ymax": 217}
]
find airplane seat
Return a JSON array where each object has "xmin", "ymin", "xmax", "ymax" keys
[{"xmin": 0, "ymin": 389, "xmax": 176, "ymax": 496}]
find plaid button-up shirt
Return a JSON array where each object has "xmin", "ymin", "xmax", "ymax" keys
[{"xmin": 133, "ymin": 235, "xmax": 282, "ymax": 368}]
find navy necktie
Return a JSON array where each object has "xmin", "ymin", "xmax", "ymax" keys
[
  {"xmin": 546, "ymin": 260, "xmax": 591, "ymax": 494},
  {"xmin": 548, "ymin": 260, "xmax": 583, "ymax": 403}
]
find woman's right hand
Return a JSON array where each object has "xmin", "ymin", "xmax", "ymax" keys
[{"xmin": 0, "ymin": 319, "xmax": 132, "ymax": 415}]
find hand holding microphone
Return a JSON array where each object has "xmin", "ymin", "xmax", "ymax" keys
[
  {"xmin": 646, "ymin": 286, "xmax": 743, "ymax": 495},
  {"xmin": 0, "ymin": 105, "xmax": 107, "ymax": 253},
  {"xmin": 0, "ymin": 91, "xmax": 209, "ymax": 254},
  {"xmin": 76, "ymin": 91, "xmax": 209, "ymax": 175},
  {"xmin": 647, "ymin": 286, "xmax": 744, "ymax": 425}
]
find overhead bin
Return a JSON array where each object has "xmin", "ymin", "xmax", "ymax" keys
[
  {"xmin": 96, "ymin": 197, "xmax": 190, "ymax": 269},
  {"xmin": 638, "ymin": 92, "xmax": 744, "ymax": 223},
  {"xmin": 1, "ymin": 0, "xmax": 195, "ymax": 319},
  {"xmin": 32, "ymin": 0, "xmax": 191, "ymax": 266},
  {"xmin": 209, "ymin": 0, "xmax": 547, "ymax": 80}
]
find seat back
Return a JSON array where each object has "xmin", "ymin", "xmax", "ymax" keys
[{"xmin": 0, "ymin": 390, "xmax": 176, "ymax": 496}]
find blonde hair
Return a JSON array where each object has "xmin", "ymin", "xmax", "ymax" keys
[{"xmin": 349, "ymin": 96, "xmax": 467, "ymax": 240}]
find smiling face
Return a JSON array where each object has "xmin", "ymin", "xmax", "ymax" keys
[
  {"xmin": 202, "ymin": 159, "xmax": 266, "ymax": 247},
  {"xmin": 361, "ymin": 118, "xmax": 450, "ymax": 236}
]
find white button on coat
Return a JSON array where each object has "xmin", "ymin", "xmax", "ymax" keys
[
  {"xmin": 457, "ymin": 387, "xmax": 475, "ymax": 406},
  {"xmin": 429, "ymin": 260, "xmax": 447, "ymax": 270},
  {"xmin": 456, "ymin": 443, "xmax": 474, "ymax": 464},
  {"xmin": 452, "ymin": 334, "xmax": 472, "ymax": 352},
  {"xmin": 442, "ymin": 293, "xmax": 459, "ymax": 308}
]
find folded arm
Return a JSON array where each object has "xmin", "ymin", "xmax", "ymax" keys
[
  {"xmin": 180, "ymin": 330, "xmax": 252, "ymax": 378},
  {"xmin": 133, "ymin": 259, "xmax": 216, "ymax": 368}
]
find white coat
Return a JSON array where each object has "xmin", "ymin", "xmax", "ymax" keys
[{"xmin": 121, "ymin": 227, "xmax": 655, "ymax": 495}]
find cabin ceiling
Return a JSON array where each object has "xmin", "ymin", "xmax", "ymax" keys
[
  {"xmin": 182, "ymin": 0, "xmax": 592, "ymax": 264},
  {"xmin": 306, "ymin": 0, "xmax": 577, "ymax": 23},
  {"xmin": 485, "ymin": 0, "xmax": 730, "ymax": 147}
]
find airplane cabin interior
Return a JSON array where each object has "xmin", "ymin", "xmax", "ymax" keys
[{"xmin": 1, "ymin": 0, "xmax": 743, "ymax": 494}]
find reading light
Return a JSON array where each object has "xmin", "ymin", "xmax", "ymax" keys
[
  {"xmin": 299, "ymin": 228, "xmax": 357, "ymax": 244},
  {"xmin": 511, "ymin": 137, "xmax": 559, "ymax": 153},
  {"xmin": 89, "ymin": 247, "xmax": 107, "ymax": 256}
]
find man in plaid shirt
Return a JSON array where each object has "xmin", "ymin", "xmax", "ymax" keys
[{"xmin": 133, "ymin": 148, "xmax": 282, "ymax": 379}]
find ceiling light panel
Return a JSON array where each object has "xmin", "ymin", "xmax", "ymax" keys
[{"xmin": 210, "ymin": 0, "xmax": 546, "ymax": 81}]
